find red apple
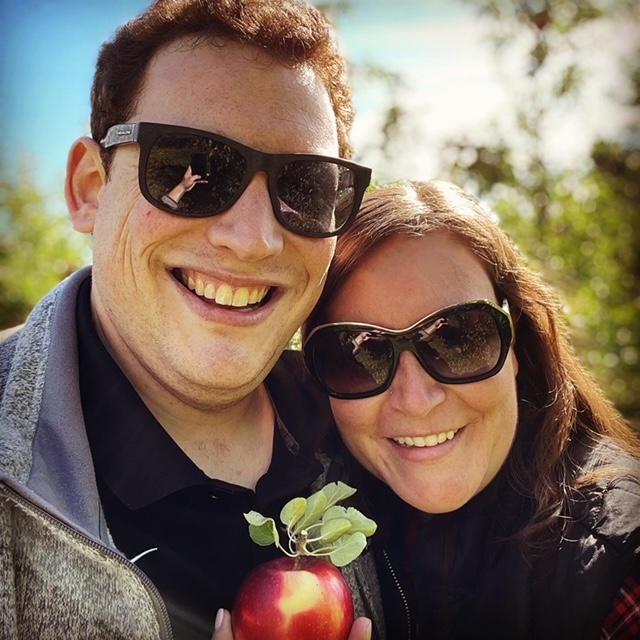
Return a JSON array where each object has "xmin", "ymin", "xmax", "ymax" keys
[
  {"xmin": 231, "ymin": 556, "xmax": 354, "ymax": 640},
  {"xmin": 233, "ymin": 483, "xmax": 376, "ymax": 638}
]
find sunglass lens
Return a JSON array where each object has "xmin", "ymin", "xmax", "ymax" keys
[
  {"xmin": 277, "ymin": 161, "xmax": 356, "ymax": 235},
  {"xmin": 310, "ymin": 329, "xmax": 394, "ymax": 396},
  {"xmin": 414, "ymin": 307, "xmax": 503, "ymax": 381},
  {"xmin": 146, "ymin": 134, "xmax": 246, "ymax": 216}
]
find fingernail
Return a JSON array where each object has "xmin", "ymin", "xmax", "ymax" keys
[
  {"xmin": 364, "ymin": 619, "xmax": 372, "ymax": 639},
  {"xmin": 214, "ymin": 608, "xmax": 225, "ymax": 631}
]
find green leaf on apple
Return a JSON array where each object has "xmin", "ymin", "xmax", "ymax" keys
[
  {"xmin": 244, "ymin": 511, "xmax": 280, "ymax": 548},
  {"xmin": 295, "ymin": 490, "xmax": 329, "ymax": 531},
  {"xmin": 320, "ymin": 481, "xmax": 357, "ymax": 507},
  {"xmin": 322, "ymin": 505, "xmax": 349, "ymax": 522},
  {"xmin": 280, "ymin": 497, "xmax": 307, "ymax": 529},
  {"xmin": 320, "ymin": 517, "xmax": 352, "ymax": 543},
  {"xmin": 345, "ymin": 507, "xmax": 377, "ymax": 536},
  {"xmin": 329, "ymin": 532, "xmax": 367, "ymax": 567},
  {"xmin": 243, "ymin": 482, "xmax": 377, "ymax": 568}
]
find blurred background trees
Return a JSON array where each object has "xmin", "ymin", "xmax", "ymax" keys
[
  {"xmin": 0, "ymin": 178, "xmax": 89, "ymax": 328},
  {"xmin": 1, "ymin": 0, "xmax": 638, "ymax": 423},
  {"xmin": 439, "ymin": 0, "xmax": 639, "ymax": 422}
]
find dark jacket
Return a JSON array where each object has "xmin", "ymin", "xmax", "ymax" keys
[
  {"xmin": 0, "ymin": 268, "xmax": 384, "ymax": 640},
  {"xmin": 365, "ymin": 438, "xmax": 640, "ymax": 640}
]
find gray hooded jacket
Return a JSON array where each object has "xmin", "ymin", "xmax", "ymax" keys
[{"xmin": 1, "ymin": 268, "xmax": 174, "ymax": 640}]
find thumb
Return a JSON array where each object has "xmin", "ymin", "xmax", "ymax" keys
[
  {"xmin": 211, "ymin": 608, "xmax": 234, "ymax": 640},
  {"xmin": 348, "ymin": 616, "xmax": 373, "ymax": 640}
]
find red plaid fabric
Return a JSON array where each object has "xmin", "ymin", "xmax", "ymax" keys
[{"xmin": 601, "ymin": 575, "xmax": 640, "ymax": 639}]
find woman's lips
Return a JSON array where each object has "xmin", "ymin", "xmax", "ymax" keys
[
  {"xmin": 388, "ymin": 426, "xmax": 467, "ymax": 461},
  {"xmin": 391, "ymin": 428, "xmax": 459, "ymax": 448}
]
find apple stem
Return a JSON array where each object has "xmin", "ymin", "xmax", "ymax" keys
[
  {"xmin": 295, "ymin": 529, "xmax": 310, "ymax": 556},
  {"xmin": 287, "ymin": 525, "xmax": 312, "ymax": 557}
]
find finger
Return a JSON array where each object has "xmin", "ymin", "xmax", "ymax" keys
[
  {"xmin": 347, "ymin": 616, "xmax": 372, "ymax": 640},
  {"xmin": 211, "ymin": 608, "xmax": 234, "ymax": 640}
]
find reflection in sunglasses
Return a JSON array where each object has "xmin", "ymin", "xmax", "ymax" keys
[
  {"xmin": 161, "ymin": 165, "xmax": 209, "ymax": 210},
  {"xmin": 427, "ymin": 317, "xmax": 497, "ymax": 375},
  {"xmin": 343, "ymin": 332, "xmax": 392, "ymax": 386},
  {"xmin": 339, "ymin": 313, "xmax": 501, "ymax": 383},
  {"xmin": 417, "ymin": 317, "xmax": 447, "ymax": 340}
]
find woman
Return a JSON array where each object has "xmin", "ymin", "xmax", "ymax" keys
[{"xmin": 303, "ymin": 180, "xmax": 640, "ymax": 639}]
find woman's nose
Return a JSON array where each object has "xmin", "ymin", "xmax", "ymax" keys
[{"xmin": 386, "ymin": 351, "xmax": 447, "ymax": 416}]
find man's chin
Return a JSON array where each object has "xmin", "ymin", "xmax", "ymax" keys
[{"xmin": 160, "ymin": 348, "xmax": 279, "ymax": 405}]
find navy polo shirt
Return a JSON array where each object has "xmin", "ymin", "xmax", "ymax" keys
[{"xmin": 76, "ymin": 277, "xmax": 329, "ymax": 640}]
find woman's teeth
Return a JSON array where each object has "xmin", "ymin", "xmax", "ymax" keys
[
  {"xmin": 180, "ymin": 272, "xmax": 269, "ymax": 308},
  {"xmin": 392, "ymin": 430, "xmax": 458, "ymax": 448}
]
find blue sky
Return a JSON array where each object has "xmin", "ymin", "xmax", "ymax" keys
[
  {"xmin": 1, "ymin": 0, "xmax": 150, "ymax": 189},
  {"xmin": 0, "ymin": 0, "xmax": 635, "ymax": 195}
]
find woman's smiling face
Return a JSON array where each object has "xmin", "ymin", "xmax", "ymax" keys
[{"xmin": 326, "ymin": 231, "xmax": 519, "ymax": 513}]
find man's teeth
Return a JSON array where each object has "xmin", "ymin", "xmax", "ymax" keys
[
  {"xmin": 183, "ymin": 274, "xmax": 269, "ymax": 307},
  {"xmin": 393, "ymin": 430, "xmax": 457, "ymax": 448}
]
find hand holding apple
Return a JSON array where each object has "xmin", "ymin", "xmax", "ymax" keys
[{"xmin": 231, "ymin": 482, "xmax": 377, "ymax": 640}]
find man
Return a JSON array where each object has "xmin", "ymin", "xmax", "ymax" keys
[{"xmin": 0, "ymin": 2, "xmax": 377, "ymax": 638}]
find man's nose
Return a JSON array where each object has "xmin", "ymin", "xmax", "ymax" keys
[
  {"xmin": 204, "ymin": 172, "xmax": 284, "ymax": 261},
  {"xmin": 387, "ymin": 351, "xmax": 447, "ymax": 416}
]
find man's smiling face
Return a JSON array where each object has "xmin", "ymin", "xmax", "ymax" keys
[{"xmin": 89, "ymin": 38, "xmax": 338, "ymax": 407}]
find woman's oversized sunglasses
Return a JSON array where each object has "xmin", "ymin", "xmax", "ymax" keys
[
  {"xmin": 101, "ymin": 122, "xmax": 372, "ymax": 238},
  {"xmin": 303, "ymin": 300, "xmax": 514, "ymax": 399}
]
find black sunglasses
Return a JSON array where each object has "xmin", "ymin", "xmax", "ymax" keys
[
  {"xmin": 303, "ymin": 300, "xmax": 514, "ymax": 399},
  {"xmin": 100, "ymin": 122, "xmax": 372, "ymax": 238}
]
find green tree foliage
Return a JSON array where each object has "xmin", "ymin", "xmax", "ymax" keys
[
  {"xmin": 0, "ymin": 178, "xmax": 90, "ymax": 329},
  {"xmin": 442, "ymin": 0, "xmax": 639, "ymax": 421}
]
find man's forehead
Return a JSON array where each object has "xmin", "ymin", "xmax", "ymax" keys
[{"xmin": 131, "ymin": 36, "xmax": 338, "ymax": 155}]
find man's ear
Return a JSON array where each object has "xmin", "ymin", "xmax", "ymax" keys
[{"xmin": 65, "ymin": 137, "xmax": 106, "ymax": 234}]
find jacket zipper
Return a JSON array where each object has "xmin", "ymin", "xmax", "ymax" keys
[
  {"xmin": 382, "ymin": 546, "xmax": 412, "ymax": 640},
  {"xmin": 5, "ymin": 485, "xmax": 173, "ymax": 640}
]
